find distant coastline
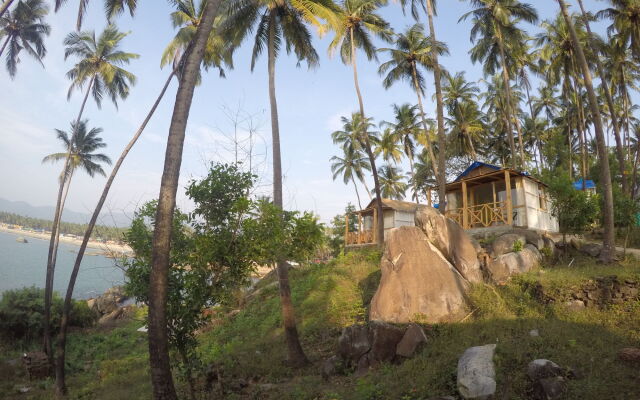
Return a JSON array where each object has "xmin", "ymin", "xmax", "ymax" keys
[{"xmin": 0, "ymin": 224, "xmax": 132, "ymax": 257}]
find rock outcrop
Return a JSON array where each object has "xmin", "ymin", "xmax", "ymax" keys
[
  {"xmin": 415, "ymin": 208, "xmax": 484, "ymax": 283},
  {"xmin": 369, "ymin": 226, "xmax": 468, "ymax": 324},
  {"xmin": 457, "ymin": 344, "xmax": 497, "ymax": 400},
  {"xmin": 486, "ymin": 244, "xmax": 542, "ymax": 284}
]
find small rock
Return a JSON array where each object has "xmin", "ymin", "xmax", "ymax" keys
[
  {"xmin": 527, "ymin": 359, "xmax": 563, "ymax": 381},
  {"xmin": 136, "ymin": 326, "xmax": 148, "ymax": 333},
  {"xmin": 97, "ymin": 307, "xmax": 124, "ymax": 325},
  {"xmin": 580, "ymin": 243, "xmax": 602, "ymax": 258},
  {"xmin": 396, "ymin": 323, "xmax": 428, "ymax": 358},
  {"xmin": 529, "ymin": 329, "xmax": 540, "ymax": 337},
  {"xmin": 564, "ymin": 299, "xmax": 586, "ymax": 311},
  {"xmin": 17, "ymin": 386, "xmax": 31, "ymax": 394},
  {"xmin": 457, "ymin": 344, "xmax": 497, "ymax": 400},
  {"xmin": 533, "ymin": 376, "xmax": 567, "ymax": 400},
  {"xmin": 368, "ymin": 321, "xmax": 405, "ymax": 364},
  {"xmin": 321, "ymin": 355, "xmax": 341, "ymax": 381},
  {"xmin": 618, "ymin": 348, "xmax": 640, "ymax": 363},
  {"xmin": 338, "ymin": 324, "xmax": 370, "ymax": 364},
  {"xmin": 258, "ymin": 383, "xmax": 276, "ymax": 391}
]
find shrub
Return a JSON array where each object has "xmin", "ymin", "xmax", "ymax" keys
[
  {"xmin": 0, "ymin": 286, "xmax": 96, "ymax": 343},
  {"xmin": 512, "ymin": 239, "xmax": 524, "ymax": 253}
]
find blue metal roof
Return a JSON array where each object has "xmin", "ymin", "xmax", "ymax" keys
[
  {"xmin": 454, "ymin": 161, "xmax": 501, "ymax": 182},
  {"xmin": 573, "ymin": 179, "xmax": 596, "ymax": 190}
]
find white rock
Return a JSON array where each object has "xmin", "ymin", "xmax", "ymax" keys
[
  {"xmin": 457, "ymin": 344, "xmax": 497, "ymax": 400},
  {"xmin": 529, "ymin": 329, "xmax": 540, "ymax": 337},
  {"xmin": 136, "ymin": 326, "xmax": 148, "ymax": 332}
]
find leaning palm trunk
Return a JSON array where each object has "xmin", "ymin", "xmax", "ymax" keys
[
  {"xmin": 352, "ymin": 178, "xmax": 363, "ymax": 210},
  {"xmin": 0, "ymin": 36, "xmax": 10, "ymax": 58},
  {"xmin": 54, "ymin": 70, "xmax": 176, "ymax": 396},
  {"xmin": 558, "ymin": 0, "xmax": 616, "ymax": 263},
  {"xmin": 496, "ymin": 31, "xmax": 518, "ymax": 169},
  {"xmin": 349, "ymin": 27, "xmax": 384, "ymax": 246},
  {"xmin": 148, "ymin": 1, "xmax": 221, "ymax": 398},
  {"xmin": 0, "ymin": 0, "xmax": 14, "ymax": 18},
  {"xmin": 426, "ymin": 0, "xmax": 447, "ymax": 213},
  {"xmin": 43, "ymin": 75, "xmax": 94, "ymax": 363},
  {"xmin": 576, "ymin": 0, "xmax": 628, "ymax": 193},
  {"xmin": 266, "ymin": 8, "xmax": 309, "ymax": 368},
  {"xmin": 411, "ymin": 63, "xmax": 439, "ymax": 179}
]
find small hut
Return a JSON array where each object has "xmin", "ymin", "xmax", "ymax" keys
[
  {"xmin": 344, "ymin": 198, "xmax": 428, "ymax": 246},
  {"xmin": 427, "ymin": 162, "xmax": 558, "ymax": 232}
]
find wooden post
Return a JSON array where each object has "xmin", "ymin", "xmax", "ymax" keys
[
  {"xmin": 492, "ymin": 181, "xmax": 497, "ymax": 204},
  {"xmin": 505, "ymin": 170, "xmax": 513, "ymax": 226},
  {"xmin": 373, "ymin": 208, "xmax": 378, "ymax": 244},
  {"xmin": 358, "ymin": 213, "xmax": 363, "ymax": 244},
  {"xmin": 345, "ymin": 213, "xmax": 349, "ymax": 246},
  {"xmin": 462, "ymin": 181, "xmax": 468, "ymax": 229},
  {"xmin": 427, "ymin": 188, "xmax": 432, "ymax": 207}
]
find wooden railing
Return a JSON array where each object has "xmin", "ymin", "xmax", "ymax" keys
[
  {"xmin": 346, "ymin": 230, "xmax": 374, "ymax": 245},
  {"xmin": 445, "ymin": 201, "xmax": 508, "ymax": 229}
]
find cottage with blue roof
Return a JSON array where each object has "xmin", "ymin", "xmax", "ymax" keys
[{"xmin": 426, "ymin": 162, "xmax": 559, "ymax": 232}]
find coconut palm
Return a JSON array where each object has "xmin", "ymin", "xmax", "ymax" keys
[
  {"xmin": 43, "ymin": 24, "xmax": 137, "ymax": 365},
  {"xmin": 374, "ymin": 127, "xmax": 403, "ymax": 164},
  {"xmin": 442, "ymin": 71, "xmax": 480, "ymax": 115},
  {"xmin": 447, "ymin": 100, "xmax": 485, "ymax": 160},
  {"xmin": 223, "ymin": 0, "xmax": 337, "ymax": 367},
  {"xmin": 557, "ymin": 0, "xmax": 616, "ymax": 263},
  {"xmin": 533, "ymin": 85, "xmax": 560, "ymax": 122},
  {"xmin": 54, "ymin": 0, "xmax": 137, "ymax": 31},
  {"xmin": 378, "ymin": 23, "xmax": 447, "ymax": 183},
  {"xmin": 328, "ymin": 0, "xmax": 392, "ymax": 246},
  {"xmin": 461, "ymin": 0, "xmax": 538, "ymax": 169},
  {"xmin": 331, "ymin": 145, "xmax": 371, "ymax": 209},
  {"xmin": 161, "ymin": 0, "xmax": 234, "ymax": 77},
  {"xmin": 376, "ymin": 164, "xmax": 408, "ymax": 200},
  {"xmin": 0, "ymin": 0, "xmax": 15, "ymax": 19},
  {"xmin": 598, "ymin": 0, "xmax": 640, "ymax": 60},
  {"xmin": 0, "ymin": 0, "xmax": 50, "ymax": 77}
]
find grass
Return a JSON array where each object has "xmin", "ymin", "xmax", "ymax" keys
[{"xmin": 2, "ymin": 249, "xmax": 639, "ymax": 399}]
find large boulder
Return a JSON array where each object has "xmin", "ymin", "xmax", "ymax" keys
[
  {"xmin": 415, "ymin": 208, "xmax": 484, "ymax": 283},
  {"xmin": 457, "ymin": 344, "xmax": 497, "ymax": 400},
  {"xmin": 395, "ymin": 323, "xmax": 428, "ymax": 358},
  {"xmin": 94, "ymin": 286, "xmax": 127, "ymax": 315},
  {"xmin": 369, "ymin": 226, "xmax": 468, "ymax": 324},
  {"xmin": 337, "ymin": 321, "xmax": 405, "ymax": 375},
  {"xmin": 512, "ymin": 229, "xmax": 545, "ymax": 250},
  {"xmin": 489, "ymin": 233, "xmax": 526, "ymax": 258},
  {"xmin": 486, "ymin": 245, "xmax": 541, "ymax": 284}
]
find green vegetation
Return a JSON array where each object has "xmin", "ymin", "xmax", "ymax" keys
[
  {"xmin": 4, "ymin": 251, "xmax": 639, "ymax": 399},
  {"xmin": 0, "ymin": 211, "xmax": 127, "ymax": 241}
]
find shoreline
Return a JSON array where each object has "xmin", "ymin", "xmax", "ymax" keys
[{"xmin": 0, "ymin": 225, "xmax": 132, "ymax": 257}]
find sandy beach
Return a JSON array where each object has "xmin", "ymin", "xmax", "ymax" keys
[{"xmin": 0, "ymin": 224, "xmax": 132, "ymax": 256}]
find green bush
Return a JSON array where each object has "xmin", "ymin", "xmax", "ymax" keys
[
  {"xmin": 0, "ymin": 286, "xmax": 96, "ymax": 343},
  {"xmin": 512, "ymin": 239, "xmax": 524, "ymax": 253}
]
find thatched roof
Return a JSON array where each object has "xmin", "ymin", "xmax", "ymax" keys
[{"xmin": 360, "ymin": 198, "xmax": 428, "ymax": 213}]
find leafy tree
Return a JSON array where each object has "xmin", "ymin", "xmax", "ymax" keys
[
  {"xmin": 544, "ymin": 169, "xmax": 599, "ymax": 244},
  {"xmin": 0, "ymin": 0, "xmax": 50, "ymax": 77},
  {"xmin": 328, "ymin": 203, "xmax": 357, "ymax": 256},
  {"xmin": 598, "ymin": 0, "xmax": 640, "ymax": 61},
  {"xmin": 376, "ymin": 164, "xmax": 408, "ymax": 200}
]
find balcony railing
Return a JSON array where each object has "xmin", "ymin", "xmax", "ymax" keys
[
  {"xmin": 346, "ymin": 230, "xmax": 374, "ymax": 245},
  {"xmin": 445, "ymin": 201, "xmax": 508, "ymax": 229}
]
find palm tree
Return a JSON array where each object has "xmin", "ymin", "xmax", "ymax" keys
[
  {"xmin": 557, "ymin": 0, "xmax": 616, "ymax": 263},
  {"xmin": 442, "ymin": 71, "xmax": 480, "ymax": 115},
  {"xmin": 0, "ymin": 0, "xmax": 50, "ymax": 77},
  {"xmin": 146, "ymin": 1, "xmax": 222, "ymax": 398},
  {"xmin": 598, "ymin": 0, "xmax": 640, "ymax": 60},
  {"xmin": 447, "ymin": 99, "xmax": 485, "ymax": 159},
  {"xmin": 576, "ymin": 0, "xmax": 627, "ymax": 192},
  {"xmin": 533, "ymin": 85, "xmax": 560, "ymax": 122},
  {"xmin": 378, "ymin": 24, "xmax": 447, "ymax": 184},
  {"xmin": 223, "ymin": 0, "xmax": 336, "ymax": 367},
  {"xmin": 0, "ymin": 0, "xmax": 15, "ymax": 19},
  {"xmin": 331, "ymin": 145, "xmax": 371, "ymax": 209},
  {"xmin": 461, "ymin": 0, "xmax": 538, "ymax": 169},
  {"xmin": 376, "ymin": 164, "xmax": 408, "ymax": 200},
  {"xmin": 43, "ymin": 24, "xmax": 137, "ymax": 365},
  {"xmin": 161, "ymin": 0, "xmax": 233, "ymax": 77},
  {"xmin": 328, "ymin": 0, "xmax": 391, "ymax": 246},
  {"xmin": 54, "ymin": 0, "xmax": 137, "ymax": 30},
  {"xmin": 382, "ymin": 103, "xmax": 421, "ymax": 201},
  {"xmin": 374, "ymin": 127, "xmax": 403, "ymax": 163}
]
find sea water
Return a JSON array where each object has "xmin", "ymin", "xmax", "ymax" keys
[{"xmin": 0, "ymin": 230, "xmax": 124, "ymax": 299}]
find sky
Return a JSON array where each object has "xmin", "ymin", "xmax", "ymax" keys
[{"xmin": 0, "ymin": 0, "xmax": 633, "ymax": 225}]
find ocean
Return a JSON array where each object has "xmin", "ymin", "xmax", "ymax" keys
[{"xmin": 0, "ymin": 230, "xmax": 125, "ymax": 299}]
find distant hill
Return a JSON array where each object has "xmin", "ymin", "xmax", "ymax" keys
[{"xmin": 0, "ymin": 198, "xmax": 131, "ymax": 227}]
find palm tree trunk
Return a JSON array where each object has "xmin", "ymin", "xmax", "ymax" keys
[
  {"xmin": 362, "ymin": 179, "xmax": 372, "ymax": 201},
  {"xmin": 570, "ymin": 71, "xmax": 588, "ymax": 190},
  {"xmin": 411, "ymin": 63, "xmax": 439, "ymax": 180},
  {"xmin": 558, "ymin": 0, "xmax": 616, "ymax": 263},
  {"xmin": 576, "ymin": 0, "xmax": 628, "ymax": 193},
  {"xmin": 524, "ymin": 79, "xmax": 542, "ymax": 173},
  {"xmin": 148, "ymin": 1, "xmax": 220, "ymax": 398},
  {"xmin": 408, "ymin": 156, "xmax": 419, "ymax": 204},
  {"xmin": 0, "ymin": 0, "xmax": 14, "ymax": 19},
  {"xmin": 496, "ymin": 30, "xmax": 518, "ymax": 169},
  {"xmin": 43, "ymin": 74, "xmax": 94, "ymax": 364},
  {"xmin": 54, "ymin": 70, "xmax": 176, "ymax": 396},
  {"xmin": 0, "ymin": 35, "xmax": 11, "ymax": 59},
  {"xmin": 350, "ymin": 27, "xmax": 384, "ymax": 246},
  {"xmin": 425, "ymin": 0, "xmax": 447, "ymax": 213},
  {"xmin": 267, "ymin": 10, "xmax": 309, "ymax": 368},
  {"xmin": 352, "ymin": 178, "xmax": 363, "ymax": 210}
]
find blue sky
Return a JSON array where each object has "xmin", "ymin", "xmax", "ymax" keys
[{"xmin": 0, "ymin": 0, "xmax": 630, "ymax": 224}]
